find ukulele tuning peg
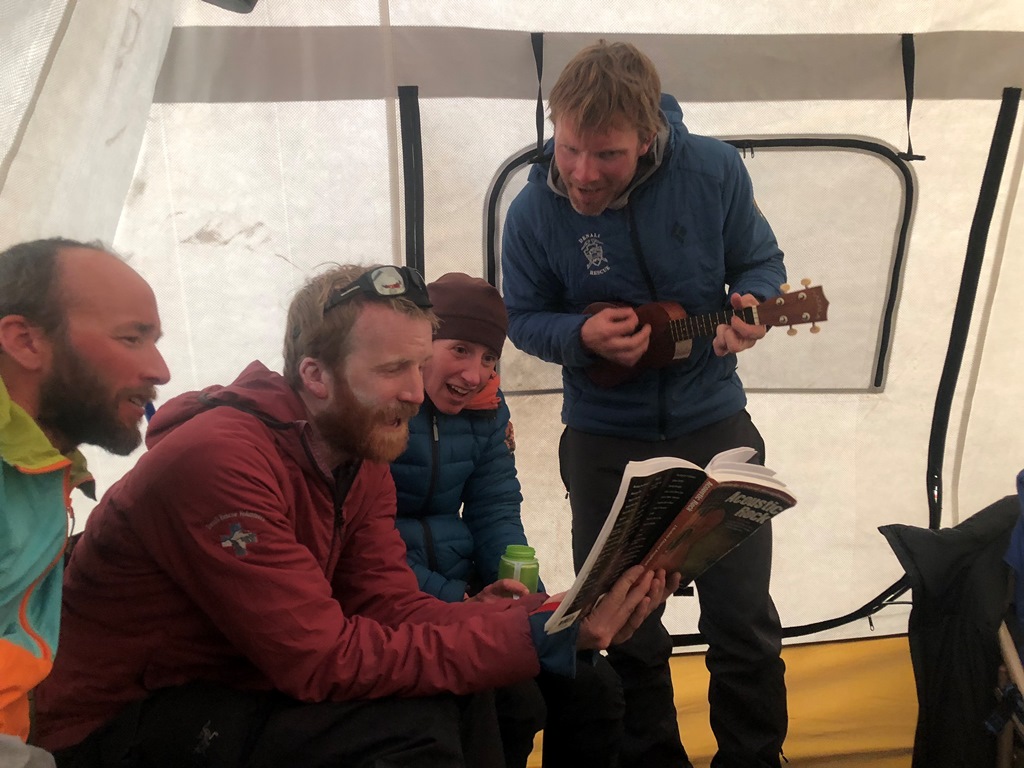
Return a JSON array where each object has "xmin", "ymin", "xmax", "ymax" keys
[
  {"xmin": 787, "ymin": 327, "xmax": 797, "ymax": 336},
  {"xmin": 801, "ymin": 278, "xmax": 812, "ymax": 287},
  {"xmin": 780, "ymin": 283, "xmax": 790, "ymax": 293},
  {"xmin": 810, "ymin": 323, "xmax": 821, "ymax": 334}
]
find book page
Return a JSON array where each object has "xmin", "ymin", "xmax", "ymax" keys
[
  {"xmin": 707, "ymin": 462, "xmax": 777, "ymax": 478},
  {"xmin": 620, "ymin": 455, "xmax": 703, "ymax": 476},
  {"xmin": 705, "ymin": 446, "xmax": 758, "ymax": 471},
  {"xmin": 706, "ymin": 466, "xmax": 788, "ymax": 491}
]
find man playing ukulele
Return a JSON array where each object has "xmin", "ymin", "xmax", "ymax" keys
[{"xmin": 501, "ymin": 41, "xmax": 788, "ymax": 768}]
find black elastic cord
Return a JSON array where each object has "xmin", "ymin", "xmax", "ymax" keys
[
  {"xmin": 485, "ymin": 146, "xmax": 537, "ymax": 287},
  {"xmin": 898, "ymin": 34, "xmax": 926, "ymax": 162},
  {"xmin": 670, "ymin": 577, "xmax": 911, "ymax": 648},
  {"xmin": 397, "ymin": 85, "xmax": 425, "ymax": 275},
  {"xmin": 484, "ymin": 32, "xmax": 547, "ymax": 288},
  {"xmin": 926, "ymin": 86, "xmax": 1021, "ymax": 528},
  {"xmin": 728, "ymin": 137, "xmax": 914, "ymax": 389},
  {"xmin": 531, "ymin": 32, "xmax": 545, "ymax": 161}
]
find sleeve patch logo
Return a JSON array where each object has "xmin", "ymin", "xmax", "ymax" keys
[{"xmin": 220, "ymin": 523, "xmax": 258, "ymax": 556}]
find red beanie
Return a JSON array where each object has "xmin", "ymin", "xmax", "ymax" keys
[{"xmin": 427, "ymin": 273, "xmax": 508, "ymax": 356}]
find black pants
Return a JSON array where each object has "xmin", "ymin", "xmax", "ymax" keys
[
  {"xmin": 54, "ymin": 682, "xmax": 504, "ymax": 768},
  {"xmin": 559, "ymin": 411, "xmax": 788, "ymax": 768},
  {"xmin": 495, "ymin": 654, "xmax": 624, "ymax": 768}
]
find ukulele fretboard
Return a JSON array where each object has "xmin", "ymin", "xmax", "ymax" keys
[{"xmin": 667, "ymin": 306, "xmax": 757, "ymax": 342}]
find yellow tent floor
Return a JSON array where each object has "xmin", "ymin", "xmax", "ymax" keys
[{"xmin": 529, "ymin": 634, "xmax": 917, "ymax": 767}]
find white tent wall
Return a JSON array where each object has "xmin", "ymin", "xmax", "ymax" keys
[
  {"xmin": 0, "ymin": 1, "xmax": 173, "ymax": 246},
  {"xmin": 1, "ymin": 1, "xmax": 1022, "ymax": 649}
]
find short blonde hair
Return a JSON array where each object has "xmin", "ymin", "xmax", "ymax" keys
[
  {"xmin": 548, "ymin": 40, "xmax": 663, "ymax": 141},
  {"xmin": 282, "ymin": 264, "xmax": 436, "ymax": 389}
]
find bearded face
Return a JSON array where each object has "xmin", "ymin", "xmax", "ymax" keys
[
  {"xmin": 552, "ymin": 117, "xmax": 651, "ymax": 216},
  {"xmin": 36, "ymin": 333, "xmax": 155, "ymax": 456},
  {"xmin": 313, "ymin": 363, "xmax": 420, "ymax": 464}
]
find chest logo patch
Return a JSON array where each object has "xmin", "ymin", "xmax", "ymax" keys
[{"xmin": 579, "ymin": 233, "xmax": 610, "ymax": 276}]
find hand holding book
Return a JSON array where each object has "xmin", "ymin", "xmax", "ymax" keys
[{"xmin": 574, "ymin": 565, "xmax": 681, "ymax": 649}]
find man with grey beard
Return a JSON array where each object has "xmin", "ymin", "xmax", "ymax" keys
[
  {"xmin": 0, "ymin": 238, "xmax": 170, "ymax": 768},
  {"xmin": 35, "ymin": 263, "xmax": 676, "ymax": 768}
]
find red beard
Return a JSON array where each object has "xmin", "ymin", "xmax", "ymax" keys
[{"xmin": 313, "ymin": 372, "xmax": 419, "ymax": 463}]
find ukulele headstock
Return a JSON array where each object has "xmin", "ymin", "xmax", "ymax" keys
[{"xmin": 756, "ymin": 280, "xmax": 829, "ymax": 335}]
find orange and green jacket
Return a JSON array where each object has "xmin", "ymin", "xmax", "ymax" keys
[{"xmin": 0, "ymin": 376, "xmax": 90, "ymax": 741}]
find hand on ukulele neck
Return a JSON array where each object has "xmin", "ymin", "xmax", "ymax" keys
[{"xmin": 712, "ymin": 292, "xmax": 767, "ymax": 357}]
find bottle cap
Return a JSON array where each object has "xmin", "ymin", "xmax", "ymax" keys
[{"xmin": 503, "ymin": 544, "xmax": 536, "ymax": 560}]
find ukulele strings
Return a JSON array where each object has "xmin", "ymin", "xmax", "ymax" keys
[{"xmin": 668, "ymin": 306, "xmax": 756, "ymax": 341}]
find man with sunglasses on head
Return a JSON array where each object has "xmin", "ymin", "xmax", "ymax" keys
[{"xmin": 35, "ymin": 264, "xmax": 677, "ymax": 768}]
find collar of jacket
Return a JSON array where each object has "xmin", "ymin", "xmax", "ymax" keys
[
  {"xmin": 152, "ymin": 361, "xmax": 342, "ymax": 479},
  {"xmin": 547, "ymin": 117, "xmax": 671, "ymax": 211},
  {"xmin": 463, "ymin": 372, "xmax": 501, "ymax": 412},
  {"xmin": 0, "ymin": 373, "xmax": 93, "ymax": 493}
]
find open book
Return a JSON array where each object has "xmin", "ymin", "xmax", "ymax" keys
[{"xmin": 544, "ymin": 447, "xmax": 796, "ymax": 634}]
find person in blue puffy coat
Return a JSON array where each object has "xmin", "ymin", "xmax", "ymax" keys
[
  {"xmin": 391, "ymin": 272, "xmax": 624, "ymax": 768},
  {"xmin": 391, "ymin": 274, "xmax": 527, "ymax": 603},
  {"xmin": 501, "ymin": 41, "xmax": 788, "ymax": 768}
]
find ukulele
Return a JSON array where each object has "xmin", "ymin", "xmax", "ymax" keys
[{"xmin": 584, "ymin": 281, "xmax": 829, "ymax": 388}]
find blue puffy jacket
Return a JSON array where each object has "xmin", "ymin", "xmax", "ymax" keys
[
  {"xmin": 391, "ymin": 379, "xmax": 532, "ymax": 603},
  {"xmin": 502, "ymin": 94, "xmax": 786, "ymax": 440}
]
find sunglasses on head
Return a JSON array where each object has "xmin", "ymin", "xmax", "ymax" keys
[{"xmin": 323, "ymin": 265, "xmax": 432, "ymax": 315}]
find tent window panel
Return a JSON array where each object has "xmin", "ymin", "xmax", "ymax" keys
[
  {"xmin": 491, "ymin": 141, "xmax": 910, "ymax": 394},
  {"xmin": 734, "ymin": 145, "xmax": 905, "ymax": 391}
]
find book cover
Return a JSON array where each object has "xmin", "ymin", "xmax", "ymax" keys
[{"xmin": 642, "ymin": 476, "xmax": 796, "ymax": 583}]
